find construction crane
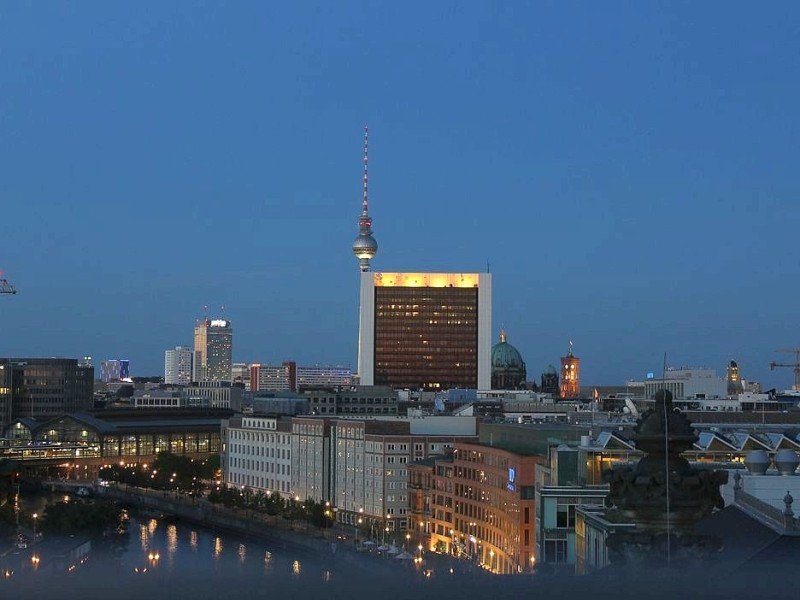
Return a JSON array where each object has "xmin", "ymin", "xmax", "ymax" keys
[
  {"xmin": 769, "ymin": 348, "xmax": 800, "ymax": 390},
  {"xmin": 0, "ymin": 277, "xmax": 16, "ymax": 295}
]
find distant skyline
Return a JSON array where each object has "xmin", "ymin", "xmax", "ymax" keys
[{"xmin": 1, "ymin": 3, "xmax": 799, "ymax": 388}]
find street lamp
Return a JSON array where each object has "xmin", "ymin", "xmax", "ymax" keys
[
  {"xmin": 356, "ymin": 514, "xmax": 363, "ymax": 544},
  {"xmin": 32, "ymin": 513, "xmax": 38, "ymax": 543}
]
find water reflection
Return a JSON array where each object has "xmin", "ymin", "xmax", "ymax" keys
[
  {"xmin": 166, "ymin": 524, "xmax": 178, "ymax": 556},
  {"xmin": 0, "ymin": 516, "xmax": 438, "ymax": 597},
  {"xmin": 213, "ymin": 536, "xmax": 223, "ymax": 560}
]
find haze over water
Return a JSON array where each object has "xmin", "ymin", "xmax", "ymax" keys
[{"xmin": 1, "ymin": 514, "xmax": 796, "ymax": 600}]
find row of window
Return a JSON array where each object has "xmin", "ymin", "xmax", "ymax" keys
[
  {"xmin": 229, "ymin": 457, "xmax": 289, "ymax": 475},
  {"xmin": 231, "ymin": 443, "xmax": 290, "ymax": 459}
]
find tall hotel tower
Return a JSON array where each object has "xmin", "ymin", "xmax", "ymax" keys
[
  {"xmin": 193, "ymin": 317, "xmax": 233, "ymax": 382},
  {"xmin": 352, "ymin": 127, "xmax": 491, "ymax": 390}
]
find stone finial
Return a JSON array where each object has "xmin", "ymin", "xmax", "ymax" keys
[{"xmin": 784, "ymin": 491, "xmax": 794, "ymax": 517}]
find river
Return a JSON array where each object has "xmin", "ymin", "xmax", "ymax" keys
[{"xmin": 0, "ymin": 496, "xmax": 479, "ymax": 599}]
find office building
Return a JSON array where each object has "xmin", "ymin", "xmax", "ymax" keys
[
  {"xmin": 186, "ymin": 381, "xmax": 242, "ymax": 410},
  {"xmin": 250, "ymin": 362, "xmax": 296, "ymax": 392},
  {"xmin": 643, "ymin": 366, "xmax": 727, "ymax": 400},
  {"xmin": 290, "ymin": 416, "xmax": 477, "ymax": 529},
  {"xmin": 297, "ymin": 365, "xmax": 354, "ymax": 389},
  {"xmin": 0, "ymin": 358, "xmax": 94, "ymax": 432},
  {"xmin": 302, "ymin": 385, "xmax": 397, "ymax": 416},
  {"xmin": 100, "ymin": 359, "xmax": 130, "ymax": 383},
  {"xmin": 164, "ymin": 346, "xmax": 194, "ymax": 385},
  {"xmin": 222, "ymin": 415, "xmax": 293, "ymax": 497},
  {"xmin": 193, "ymin": 318, "xmax": 233, "ymax": 382},
  {"xmin": 357, "ymin": 272, "xmax": 492, "ymax": 390}
]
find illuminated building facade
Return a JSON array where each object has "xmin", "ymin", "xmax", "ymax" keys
[
  {"xmin": 425, "ymin": 443, "xmax": 540, "ymax": 574},
  {"xmin": 222, "ymin": 415, "xmax": 294, "ymax": 497},
  {"xmin": 357, "ymin": 272, "xmax": 492, "ymax": 390},
  {"xmin": 100, "ymin": 359, "xmax": 130, "ymax": 383},
  {"xmin": 560, "ymin": 343, "xmax": 580, "ymax": 398},
  {"xmin": 193, "ymin": 318, "xmax": 233, "ymax": 382},
  {"xmin": 297, "ymin": 365, "xmax": 354, "ymax": 388},
  {"xmin": 727, "ymin": 359, "xmax": 744, "ymax": 396}
]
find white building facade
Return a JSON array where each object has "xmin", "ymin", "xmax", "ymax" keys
[
  {"xmin": 164, "ymin": 346, "xmax": 194, "ymax": 385},
  {"xmin": 223, "ymin": 416, "xmax": 293, "ymax": 497}
]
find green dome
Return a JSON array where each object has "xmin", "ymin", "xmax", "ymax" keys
[
  {"xmin": 544, "ymin": 364, "xmax": 558, "ymax": 375},
  {"xmin": 491, "ymin": 329, "xmax": 525, "ymax": 370}
]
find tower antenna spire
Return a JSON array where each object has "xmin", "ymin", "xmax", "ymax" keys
[
  {"xmin": 352, "ymin": 125, "xmax": 378, "ymax": 272},
  {"xmin": 363, "ymin": 125, "xmax": 369, "ymax": 215}
]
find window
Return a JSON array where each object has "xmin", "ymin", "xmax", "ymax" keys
[
  {"xmin": 544, "ymin": 539, "xmax": 568, "ymax": 563},
  {"xmin": 556, "ymin": 505, "xmax": 576, "ymax": 529}
]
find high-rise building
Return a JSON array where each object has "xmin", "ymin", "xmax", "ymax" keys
[
  {"xmin": 0, "ymin": 358, "xmax": 94, "ymax": 432},
  {"xmin": 100, "ymin": 359, "xmax": 130, "ymax": 383},
  {"xmin": 560, "ymin": 343, "xmax": 580, "ymax": 398},
  {"xmin": 357, "ymin": 272, "xmax": 492, "ymax": 390},
  {"xmin": 164, "ymin": 346, "xmax": 194, "ymax": 385},
  {"xmin": 193, "ymin": 318, "xmax": 233, "ymax": 382}
]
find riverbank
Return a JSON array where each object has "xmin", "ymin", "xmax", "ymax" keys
[{"xmin": 96, "ymin": 484, "xmax": 484, "ymax": 580}]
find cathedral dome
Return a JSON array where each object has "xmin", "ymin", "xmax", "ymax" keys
[
  {"xmin": 491, "ymin": 328, "xmax": 527, "ymax": 390},
  {"xmin": 491, "ymin": 330, "xmax": 524, "ymax": 370}
]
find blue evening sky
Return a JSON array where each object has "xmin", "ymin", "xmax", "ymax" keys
[{"xmin": 1, "ymin": 2, "xmax": 798, "ymax": 387}]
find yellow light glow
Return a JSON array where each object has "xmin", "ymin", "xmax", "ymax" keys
[{"xmin": 374, "ymin": 272, "xmax": 481, "ymax": 288}]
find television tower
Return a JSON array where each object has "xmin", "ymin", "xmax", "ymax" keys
[{"xmin": 352, "ymin": 125, "xmax": 378, "ymax": 272}]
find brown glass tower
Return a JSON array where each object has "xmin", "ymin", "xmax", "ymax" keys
[{"xmin": 358, "ymin": 273, "xmax": 492, "ymax": 390}]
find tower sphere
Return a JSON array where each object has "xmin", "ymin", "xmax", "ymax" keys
[{"xmin": 353, "ymin": 233, "xmax": 378, "ymax": 261}]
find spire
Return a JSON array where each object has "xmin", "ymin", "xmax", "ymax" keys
[
  {"xmin": 499, "ymin": 327, "xmax": 507, "ymax": 344},
  {"xmin": 568, "ymin": 340, "xmax": 574, "ymax": 357},
  {"xmin": 363, "ymin": 125, "xmax": 369, "ymax": 215},
  {"xmin": 352, "ymin": 124, "xmax": 378, "ymax": 272}
]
